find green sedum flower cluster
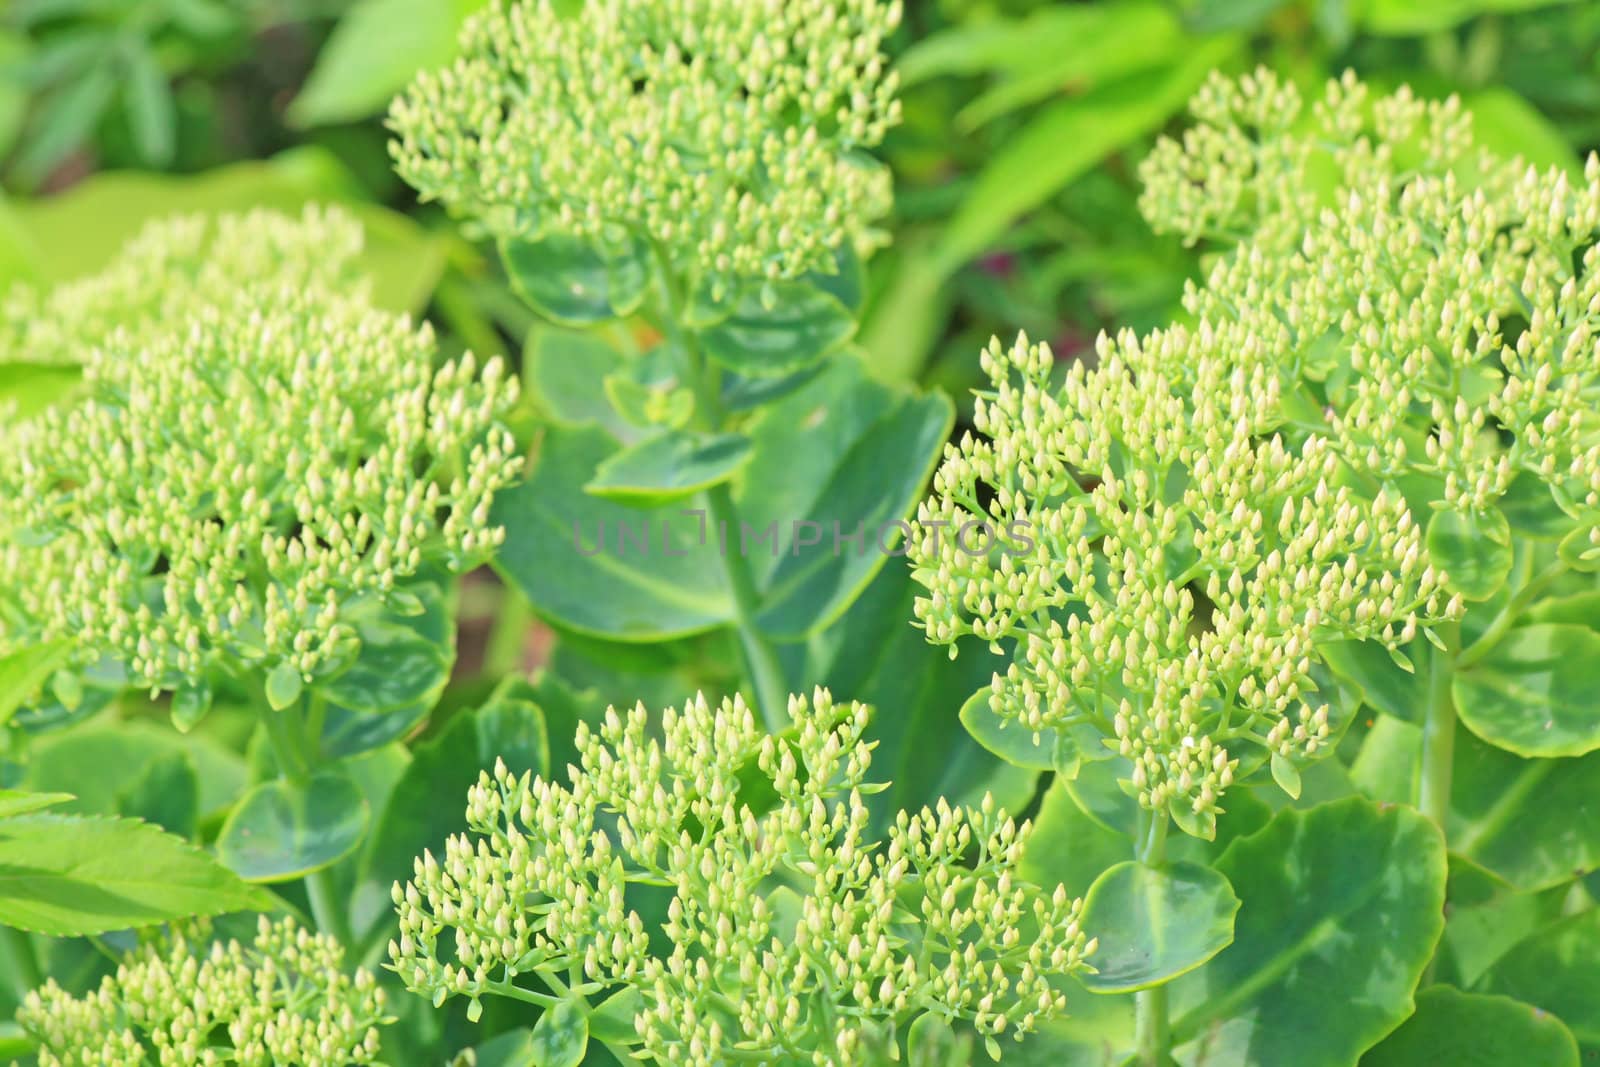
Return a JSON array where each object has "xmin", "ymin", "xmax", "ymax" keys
[
  {"xmin": 910, "ymin": 330, "xmax": 1455, "ymax": 836},
  {"xmin": 19, "ymin": 917, "xmax": 389, "ymax": 1066},
  {"xmin": 389, "ymin": 0, "xmax": 902, "ymax": 293},
  {"xmin": 390, "ymin": 689, "xmax": 1094, "ymax": 1065},
  {"xmin": 1142, "ymin": 68, "xmax": 1600, "ymax": 532},
  {"xmin": 0, "ymin": 207, "xmax": 522, "ymax": 699}
]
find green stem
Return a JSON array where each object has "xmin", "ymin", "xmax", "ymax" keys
[
  {"xmin": 1458, "ymin": 559, "xmax": 1568, "ymax": 669},
  {"xmin": 484, "ymin": 586, "xmax": 534, "ymax": 678},
  {"xmin": 1134, "ymin": 809, "xmax": 1170, "ymax": 1067},
  {"xmin": 1419, "ymin": 621, "xmax": 1460, "ymax": 830}
]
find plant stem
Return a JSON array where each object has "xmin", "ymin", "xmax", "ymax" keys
[
  {"xmin": 1457, "ymin": 559, "xmax": 1568, "ymax": 669},
  {"xmin": 1134, "ymin": 808, "xmax": 1170, "ymax": 1067},
  {"xmin": 1418, "ymin": 622, "xmax": 1460, "ymax": 831}
]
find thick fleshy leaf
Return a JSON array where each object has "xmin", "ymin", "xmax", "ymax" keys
[
  {"xmin": 958, "ymin": 687, "xmax": 1054, "ymax": 771},
  {"xmin": 1319, "ymin": 638, "xmax": 1427, "ymax": 722},
  {"xmin": 0, "ymin": 814, "xmax": 272, "ymax": 936},
  {"xmin": 24, "ymin": 722, "xmax": 247, "ymax": 820},
  {"xmin": 586, "ymin": 429, "xmax": 754, "ymax": 504},
  {"xmin": 114, "ymin": 750, "xmax": 199, "ymax": 838},
  {"xmin": 1427, "ymin": 506, "xmax": 1513, "ymax": 601},
  {"xmin": 1021, "ymin": 780, "xmax": 1139, "ymax": 900},
  {"xmin": 1454, "ymin": 623, "xmax": 1600, "ymax": 757},
  {"xmin": 523, "ymin": 327, "xmax": 627, "ymax": 432},
  {"xmin": 0, "ymin": 640, "xmax": 71, "ymax": 726},
  {"xmin": 493, "ymin": 424, "xmax": 735, "ymax": 640},
  {"xmin": 699, "ymin": 280, "xmax": 855, "ymax": 376},
  {"xmin": 1481, "ymin": 911, "xmax": 1600, "ymax": 1054},
  {"xmin": 744, "ymin": 356, "xmax": 954, "ymax": 638},
  {"xmin": 216, "ymin": 771, "xmax": 370, "ymax": 883},
  {"xmin": 500, "ymin": 229, "xmax": 650, "ymax": 325},
  {"xmin": 1360, "ymin": 985, "xmax": 1579, "ymax": 1067},
  {"xmin": 1169, "ymin": 797, "xmax": 1447, "ymax": 1066},
  {"xmin": 1450, "ymin": 729, "xmax": 1600, "ymax": 892},
  {"xmin": 1079, "ymin": 860, "xmax": 1238, "ymax": 993},
  {"xmin": 530, "ymin": 999, "xmax": 588, "ymax": 1067}
]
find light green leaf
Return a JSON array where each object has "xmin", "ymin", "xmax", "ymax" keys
[
  {"xmin": 1481, "ymin": 911, "xmax": 1600, "ymax": 1054},
  {"xmin": 0, "ymin": 640, "xmax": 71, "ymax": 727},
  {"xmin": 1361, "ymin": 985, "xmax": 1579, "ymax": 1066},
  {"xmin": 1080, "ymin": 860, "xmax": 1239, "ymax": 993},
  {"xmin": 319, "ymin": 579, "xmax": 454, "ymax": 720},
  {"xmin": 265, "ymin": 664, "xmax": 303, "ymax": 712},
  {"xmin": 1454, "ymin": 623, "xmax": 1600, "ymax": 757},
  {"xmin": 24, "ymin": 721, "xmax": 247, "ymax": 821},
  {"xmin": 0, "ymin": 790, "xmax": 73, "ymax": 818},
  {"xmin": 931, "ymin": 36, "xmax": 1238, "ymax": 280},
  {"xmin": 530, "ymin": 999, "xmax": 588, "ymax": 1067},
  {"xmin": 123, "ymin": 41, "xmax": 175, "ymax": 167},
  {"xmin": 523, "ymin": 328, "xmax": 626, "ymax": 431},
  {"xmin": 1427, "ymin": 506, "xmax": 1513, "ymax": 602},
  {"xmin": 0, "ymin": 814, "xmax": 273, "ymax": 936},
  {"xmin": 1450, "ymin": 729, "xmax": 1600, "ymax": 892},
  {"xmin": 586, "ymin": 430, "xmax": 754, "ymax": 505},
  {"xmin": 1463, "ymin": 88, "xmax": 1580, "ymax": 175},
  {"xmin": 216, "ymin": 772, "xmax": 370, "ymax": 883},
  {"xmin": 1363, "ymin": 0, "xmax": 1576, "ymax": 35},
  {"xmin": 1170, "ymin": 797, "xmax": 1446, "ymax": 1066},
  {"xmin": 699, "ymin": 280, "xmax": 856, "ymax": 377},
  {"xmin": 500, "ymin": 229, "xmax": 651, "ymax": 326},
  {"xmin": 958, "ymin": 687, "xmax": 1054, "ymax": 771},
  {"xmin": 289, "ymin": 0, "xmax": 490, "ymax": 127}
]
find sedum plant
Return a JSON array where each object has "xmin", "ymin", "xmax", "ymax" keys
[
  {"xmin": 20, "ymin": 917, "xmax": 390, "ymax": 1066},
  {"xmin": 390, "ymin": 689, "xmax": 1095, "ymax": 1065}
]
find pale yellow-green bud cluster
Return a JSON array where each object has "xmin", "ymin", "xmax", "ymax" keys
[
  {"xmin": 909, "ymin": 335, "xmax": 1455, "ymax": 835},
  {"xmin": 19, "ymin": 917, "xmax": 389, "ymax": 1067},
  {"xmin": 0, "ymin": 208, "xmax": 522, "ymax": 696},
  {"xmin": 389, "ymin": 0, "xmax": 902, "ymax": 293},
  {"xmin": 389, "ymin": 689, "xmax": 1094, "ymax": 1065},
  {"xmin": 1142, "ymin": 70, "xmax": 1600, "ymax": 525}
]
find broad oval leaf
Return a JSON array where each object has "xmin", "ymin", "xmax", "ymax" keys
[
  {"xmin": 319, "ymin": 578, "xmax": 454, "ymax": 719},
  {"xmin": 0, "ymin": 814, "xmax": 272, "ymax": 936},
  {"xmin": 1359, "ymin": 985, "xmax": 1579, "ymax": 1067},
  {"xmin": 500, "ymin": 229, "xmax": 650, "ymax": 325},
  {"xmin": 1481, "ymin": 911, "xmax": 1600, "ymax": 1055},
  {"xmin": 958, "ymin": 687, "xmax": 1054, "ymax": 771},
  {"xmin": 585, "ymin": 429, "xmax": 754, "ymax": 505},
  {"xmin": 1427, "ymin": 506, "xmax": 1513, "ymax": 601},
  {"xmin": 1079, "ymin": 860, "xmax": 1239, "ymax": 993},
  {"xmin": 1454, "ymin": 623, "xmax": 1600, "ymax": 757},
  {"xmin": 217, "ymin": 771, "xmax": 370, "ymax": 883},
  {"xmin": 530, "ymin": 999, "xmax": 588, "ymax": 1067},
  {"xmin": 1169, "ymin": 797, "xmax": 1446, "ymax": 1067},
  {"xmin": 1319, "ymin": 637, "xmax": 1427, "ymax": 722},
  {"xmin": 1451, "ymin": 724, "xmax": 1600, "ymax": 892},
  {"xmin": 699, "ymin": 280, "xmax": 855, "ymax": 377}
]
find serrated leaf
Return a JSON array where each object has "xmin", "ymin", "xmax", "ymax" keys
[
  {"xmin": 0, "ymin": 814, "xmax": 272, "ymax": 936},
  {"xmin": 586, "ymin": 429, "xmax": 753, "ymax": 505},
  {"xmin": 1170, "ymin": 798, "xmax": 1446, "ymax": 1066},
  {"xmin": 0, "ymin": 790, "xmax": 73, "ymax": 818},
  {"xmin": 1454, "ymin": 623, "xmax": 1600, "ymax": 757},
  {"xmin": 216, "ymin": 772, "xmax": 369, "ymax": 883},
  {"xmin": 1079, "ymin": 860, "xmax": 1239, "ymax": 993}
]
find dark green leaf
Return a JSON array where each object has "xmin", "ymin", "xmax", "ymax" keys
[
  {"xmin": 1170, "ymin": 798, "xmax": 1446, "ymax": 1066},
  {"xmin": 122, "ymin": 42, "xmax": 175, "ymax": 167},
  {"xmin": 586, "ymin": 430, "xmax": 754, "ymax": 505},
  {"xmin": 1481, "ymin": 911, "xmax": 1600, "ymax": 1054},
  {"xmin": 699, "ymin": 280, "xmax": 855, "ymax": 377},
  {"xmin": 1359, "ymin": 985, "xmax": 1579, "ymax": 1067},
  {"xmin": 319, "ymin": 580, "xmax": 454, "ymax": 718},
  {"xmin": 500, "ymin": 230, "xmax": 650, "ymax": 326},
  {"xmin": 1079, "ymin": 860, "xmax": 1239, "ymax": 993},
  {"xmin": 530, "ymin": 998, "xmax": 588, "ymax": 1067},
  {"xmin": 114, "ymin": 751, "xmax": 198, "ymax": 839},
  {"xmin": 523, "ymin": 327, "xmax": 626, "ymax": 431},
  {"xmin": 1454, "ymin": 623, "xmax": 1600, "ymax": 757},
  {"xmin": 0, "ymin": 814, "xmax": 272, "ymax": 936},
  {"xmin": 216, "ymin": 771, "xmax": 369, "ymax": 883}
]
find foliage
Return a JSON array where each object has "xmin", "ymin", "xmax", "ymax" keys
[{"xmin": 3, "ymin": 1, "xmax": 1600, "ymax": 1066}]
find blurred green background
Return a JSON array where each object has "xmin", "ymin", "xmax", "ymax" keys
[{"xmin": 2, "ymin": 0, "xmax": 1595, "ymax": 408}]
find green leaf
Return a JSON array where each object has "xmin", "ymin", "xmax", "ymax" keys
[
  {"xmin": 699, "ymin": 280, "xmax": 855, "ymax": 377},
  {"xmin": 0, "ymin": 790, "xmax": 73, "ymax": 818},
  {"xmin": 1454, "ymin": 623, "xmax": 1600, "ymax": 757},
  {"xmin": 1360, "ymin": 985, "xmax": 1579, "ymax": 1066},
  {"xmin": 1170, "ymin": 797, "xmax": 1446, "ymax": 1065},
  {"xmin": 1450, "ymin": 729, "xmax": 1600, "ymax": 892},
  {"xmin": 500, "ymin": 229, "xmax": 651, "ymax": 326},
  {"xmin": 216, "ymin": 771, "xmax": 370, "ymax": 883},
  {"xmin": 586, "ymin": 429, "xmax": 754, "ymax": 505},
  {"xmin": 1079, "ymin": 860, "xmax": 1239, "ymax": 993},
  {"xmin": 289, "ymin": 0, "xmax": 490, "ymax": 126},
  {"xmin": 1481, "ymin": 911, "xmax": 1600, "ymax": 1053},
  {"xmin": 1363, "ymin": 0, "xmax": 1578, "ymax": 35},
  {"xmin": 745, "ymin": 355, "xmax": 954, "ymax": 638},
  {"xmin": 523, "ymin": 327, "xmax": 626, "ymax": 431},
  {"xmin": 1020, "ymin": 780, "xmax": 1134, "ymax": 900},
  {"xmin": 319, "ymin": 579, "xmax": 454, "ymax": 719},
  {"xmin": 13, "ymin": 61, "xmax": 114, "ymax": 188},
  {"xmin": 1320, "ymin": 638, "xmax": 1427, "ymax": 722},
  {"xmin": 1427, "ymin": 506, "xmax": 1513, "ymax": 602},
  {"xmin": 122, "ymin": 41, "xmax": 175, "ymax": 167},
  {"xmin": 1463, "ymin": 88, "xmax": 1581, "ymax": 175},
  {"xmin": 0, "ymin": 640, "xmax": 71, "ymax": 727},
  {"xmin": 905, "ymin": 1012, "xmax": 974, "ymax": 1067},
  {"xmin": 265, "ymin": 664, "xmax": 303, "ymax": 712},
  {"xmin": 931, "ymin": 35, "xmax": 1238, "ymax": 280},
  {"xmin": 24, "ymin": 721, "xmax": 247, "ymax": 820},
  {"xmin": 958, "ymin": 687, "xmax": 1054, "ymax": 771},
  {"xmin": 0, "ymin": 814, "xmax": 272, "ymax": 936},
  {"xmin": 530, "ymin": 998, "xmax": 588, "ymax": 1067},
  {"xmin": 114, "ymin": 750, "xmax": 198, "ymax": 838},
  {"xmin": 492, "ymin": 424, "xmax": 735, "ymax": 640},
  {"xmin": 0, "ymin": 361, "xmax": 82, "ymax": 420}
]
